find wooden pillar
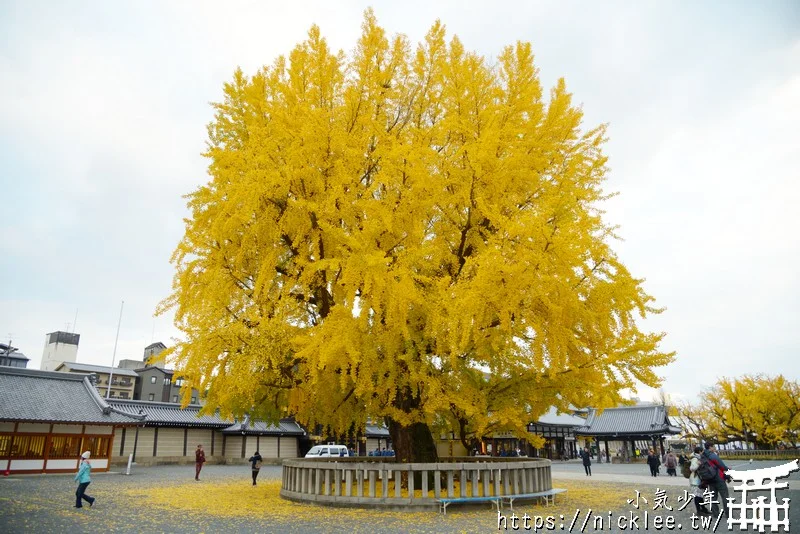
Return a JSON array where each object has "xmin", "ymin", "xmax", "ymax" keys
[
  {"xmin": 277, "ymin": 435, "xmax": 281, "ymax": 458},
  {"xmin": 241, "ymin": 435, "xmax": 247, "ymax": 458},
  {"xmin": 604, "ymin": 440, "xmax": 610, "ymax": 464},
  {"xmin": 211, "ymin": 431, "xmax": 215, "ymax": 456},
  {"xmin": 5, "ymin": 422, "xmax": 18, "ymax": 473},
  {"xmin": 132, "ymin": 425, "xmax": 140, "ymax": 462},
  {"xmin": 107, "ymin": 427, "xmax": 116, "ymax": 471},
  {"xmin": 42, "ymin": 423, "xmax": 54, "ymax": 472},
  {"xmin": 183, "ymin": 428, "xmax": 188, "ymax": 457},
  {"xmin": 120, "ymin": 427, "xmax": 126, "ymax": 456},
  {"xmin": 153, "ymin": 427, "xmax": 159, "ymax": 457}
]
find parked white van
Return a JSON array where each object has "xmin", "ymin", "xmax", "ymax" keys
[{"xmin": 304, "ymin": 444, "xmax": 349, "ymax": 458}]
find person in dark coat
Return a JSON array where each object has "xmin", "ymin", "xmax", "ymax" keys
[
  {"xmin": 702, "ymin": 443, "xmax": 731, "ymax": 517},
  {"xmin": 580, "ymin": 447, "xmax": 592, "ymax": 476},
  {"xmin": 647, "ymin": 448, "xmax": 660, "ymax": 477},
  {"xmin": 195, "ymin": 444, "xmax": 206, "ymax": 481},
  {"xmin": 248, "ymin": 451, "xmax": 263, "ymax": 486}
]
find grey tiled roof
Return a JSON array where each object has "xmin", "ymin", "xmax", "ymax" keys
[
  {"xmin": 221, "ymin": 417, "xmax": 306, "ymax": 436},
  {"xmin": 575, "ymin": 405, "xmax": 682, "ymax": 436},
  {"xmin": 56, "ymin": 362, "xmax": 139, "ymax": 377},
  {"xmin": 365, "ymin": 423, "xmax": 390, "ymax": 438},
  {"xmin": 133, "ymin": 365, "xmax": 174, "ymax": 375},
  {"xmin": 534, "ymin": 407, "xmax": 587, "ymax": 426},
  {"xmin": 108, "ymin": 399, "xmax": 230, "ymax": 428},
  {"xmin": 0, "ymin": 367, "xmax": 144, "ymax": 424}
]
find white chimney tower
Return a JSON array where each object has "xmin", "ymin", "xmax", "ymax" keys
[{"xmin": 41, "ymin": 331, "xmax": 80, "ymax": 371}]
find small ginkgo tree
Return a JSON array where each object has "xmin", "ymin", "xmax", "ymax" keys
[{"xmin": 158, "ymin": 9, "xmax": 675, "ymax": 463}]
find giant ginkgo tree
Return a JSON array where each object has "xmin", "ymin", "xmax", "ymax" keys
[{"xmin": 158, "ymin": 10, "xmax": 675, "ymax": 463}]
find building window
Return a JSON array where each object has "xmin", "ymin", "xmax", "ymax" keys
[
  {"xmin": 83, "ymin": 436, "xmax": 111, "ymax": 458},
  {"xmin": 163, "ymin": 377, "xmax": 171, "ymax": 386},
  {"xmin": 150, "ymin": 376, "xmax": 156, "ymax": 384},
  {"xmin": 10, "ymin": 435, "xmax": 46, "ymax": 458},
  {"xmin": 120, "ymin": 392, "xmax": 128, "ymax": 399},
  {"xmin": 191, "ymin": 396, "xmax": 197, "ymax": 404},
  {"xmin": 0, "ymin": 434, "xmax": 12, "ymax": 457},
  {"xmin": 148, "ymin": 393, "xmax": 155, "ymax": 401},
  {"xmin": 172, "ymin": 395, "xmax": 178, "ymax": 402},
  {"xmin": 175, "ymin": 378, "xmax": 183, "ymax": 387},
  {"xmin": 49, "ymin": 435, "xmax": 82, "ymax": 459}
]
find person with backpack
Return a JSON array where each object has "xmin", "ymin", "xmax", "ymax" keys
[
  {"xmin": 699, "ymin": 442, "xmax": 730, "ymax": 516},
  {"xmin": 665, "ymin": 450, "xmax": 678, "ymax": 476},
  {"xmin": 248, "ymin": 450, "xmax": 263, "ymax": 486},
  {"xmin": 688, "ymin": 446, "xmax": 711, "ymax": 516}
]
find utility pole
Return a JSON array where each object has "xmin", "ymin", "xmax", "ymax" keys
[{"xmin": 106, "ymin": 300, "xmax": 124, "ymax": 399}]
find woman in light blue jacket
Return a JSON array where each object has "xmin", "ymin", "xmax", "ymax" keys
[{"xmin": 74, "ymin": 451, "xmax": 96, "ymax": 508}]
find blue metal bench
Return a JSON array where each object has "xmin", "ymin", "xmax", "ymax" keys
[
  {"xmin": 501, "ymin": 488, "xmax": 567, "ymax": 510},
  {"xmin": 436, "ymin": 496, "xmax": 502, "ymax": 515}
]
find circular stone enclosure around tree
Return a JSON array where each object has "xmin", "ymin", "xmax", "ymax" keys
[{"xmin": 280, "ymin": 457, "xmax": 553, "ymax": 510}]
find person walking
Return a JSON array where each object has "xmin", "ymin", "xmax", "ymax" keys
[
  {"xmin": 580, "ymin": 447, "xmax": 592, "ymax": 476},
  {"xmin": 665, "ymin": 450, "xmax": 678, "ymax": 476},
  {"xmin": 195, "ymin": 444, "xmax": 206, "ymax": 481},
  {"xmin": 688, "ymin": 446, "xmax": 710, "ymax": 516},
  {"xmin": 702, "ymin": 443, "xmax": 730, "ymax": 517},
  {"xmin": 248, "ymin": 450, "xmax": 263, "ymax": 486},
  {"xmin": 74, "ymin": 451, "xmax": 95, "ymax": 508},
  {"xmin": 646, "ymin": 448, "xmax": 660, "ymax": 477}
]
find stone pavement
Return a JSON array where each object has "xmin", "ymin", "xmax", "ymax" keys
[
  {"xmin": 0, "ymin": 460, "xmax": 796, "ymax": 533},
  {"xmin": 550, "ymin": 458, "xmax": 800, "ymax": 490}
]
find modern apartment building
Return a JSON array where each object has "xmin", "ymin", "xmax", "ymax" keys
[
  {"xmin": 0, "ymin": 342, "xmax": 29, "ymax": 368},
  {"xmin": 53, "ymin": 361, "xmax": 138, "ymax": 400},
  {"xmin": 134, "ymin": 365, "xmax": 200, "ymax": 404}
]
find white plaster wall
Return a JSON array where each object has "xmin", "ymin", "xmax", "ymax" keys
[
  {"xmin": 224, "ymin": 435, "xmax": 243, "ymax": 459},
  {"xmin": 186, "ymin": 429, "xmax": 214, "ymax": 457},
  {"xmin": 9, "ymin": 459, "xmax": 45, "ymax": 470},
  {"xmin": 259, "ymin": 436, "xmax": 278, "ymax": 458},
  {"xmin": 52, "ymin": 424, "xmax": 83, "ymax": 434},
  {"xmin": 156, "ymin": 428, "xmax": 184, "ymax": 457},
  {"xmin": 17, "ymin": 423, "xmax": 50, "ymax": 433},
  {"xmin": 45, "ymin": 459, "xmax": 79, "ymax": 470},
  {"xmin": 278, "ymin": 437, "xmax": 298, "ymax": 458}
]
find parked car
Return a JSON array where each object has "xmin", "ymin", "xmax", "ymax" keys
[{"xmin": 305, "ymin": 444, "xmax": 349, "ymax": 458}]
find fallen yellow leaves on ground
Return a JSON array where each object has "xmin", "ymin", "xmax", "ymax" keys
[{"xmin": 121, "ymin": 475, "xmax": 640, "ymax": 524}]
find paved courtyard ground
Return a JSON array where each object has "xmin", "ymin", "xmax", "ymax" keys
[{"xmin": 0, "ymin": 459, "xmax": 797, "ymax": 533}]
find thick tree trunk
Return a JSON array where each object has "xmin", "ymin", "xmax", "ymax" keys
[
  {"xmin": 387, "ymin": 418, "xmax": 439, "ymax": 464},
  {"xmin": 387, "ymin": 418, "xmax": 439, "ymax": 490}
]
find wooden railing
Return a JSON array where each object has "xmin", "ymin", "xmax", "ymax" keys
[{"xmin": 280, "ymin": 457, "xmax": 552, "ymax": 508}]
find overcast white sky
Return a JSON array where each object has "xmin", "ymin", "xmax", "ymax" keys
[{"xmin": 1, "ymin": 1, "xmax": 798, "ymax": 405}]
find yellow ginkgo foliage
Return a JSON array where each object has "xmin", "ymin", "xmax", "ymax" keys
[
  {"xmin": 158, "ymin": 9, "xmax": 674, "ymax": 463},
  {"xmin": 679, "ymin": 374, "xmax": 800, "ymax": 448}
]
